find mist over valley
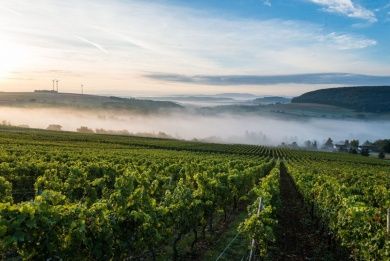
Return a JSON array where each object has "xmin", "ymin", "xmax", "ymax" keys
[{"xmin": 1, "ymin": 88, "xmax": 389, "ymax": 146}]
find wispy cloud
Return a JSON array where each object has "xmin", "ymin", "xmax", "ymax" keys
[
  {"xmin": 263, "ymin": 0, "xmax": 272, "ymax": 7},
  {"xmin": 308, "ymin": 0, "xmax": 377, "ymax": 22},
  {"xmin": 145, "ymin": 73, "xmax": 390, "ymax": 86},
  {"xmin": 75, "ymin": 36, "xmax": 108, "ymax": 53},
  {"xmin": 374, "ymin": 2, "xmax": 390, "ymax": 12},
  {"xmin": 318, "ymin": 32, "xmax": 377, "ymax": 49},
  {"xmin": 0, "ymin": 5, "xmax": 23, "ymax": 16}
]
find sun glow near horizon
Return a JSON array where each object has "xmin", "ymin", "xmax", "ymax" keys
[{"xmin": 0, "ymin": 40, "xmax": 31, "ymax": 81}]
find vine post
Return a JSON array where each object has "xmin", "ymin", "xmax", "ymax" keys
[
  {"xmin": 387, "ymin": 208, "xmax": 389, "ymax": 235},
  {"xmin": 249, "ymin": 197, "xmax": 263, "ymax": 261}
]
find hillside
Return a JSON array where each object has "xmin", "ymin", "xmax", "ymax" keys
[
  {"xmin": 144, "ymin": 96, "xmax": 234, "ymax": 102},
  {"xmin": 252, "ymin": 96, "xmax": 291, "ymax": 105},
  {"xmin": 292, "ymin": 86, "xmax": 390, "ymax": 113},
  {"xmin": 0, "ymin": 92, "xmax": 182, "ymax": 113},
  {"xmin": 199, "ymin": 102, "xmax": 373, "ymax": 120}
]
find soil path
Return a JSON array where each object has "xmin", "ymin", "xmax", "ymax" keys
[{"xmin": 274, "ymin": 166, "xmax": 347, "ymax": 260}]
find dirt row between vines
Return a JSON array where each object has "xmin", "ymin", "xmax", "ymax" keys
[{"xmin": 273, "ymin": 167, "xmax": 348, "ymax": 261}]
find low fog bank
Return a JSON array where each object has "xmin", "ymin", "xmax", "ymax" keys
[{"xmin": 0, "ymin": 107, "xmax": 389, "ymax": 146}]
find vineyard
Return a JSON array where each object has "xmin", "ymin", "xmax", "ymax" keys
[{"xmin": 0, "ymin": 126, "xmax": 389, "ymax": 260}]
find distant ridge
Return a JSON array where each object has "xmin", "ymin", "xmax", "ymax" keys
[
  {"xmin": 216, "ymin": 93, "xmax": 258, "ymax": 99},
  {"xmin": 0, "ymin": 92, "xmax": 182, "ymax": 113},
  {"xmin": 292, "ymin": 86, "xmax": 390, "ymax": 113},
  {"xmin": 253, "ymin": 96, "xmax": 291, "ymax": 104}
]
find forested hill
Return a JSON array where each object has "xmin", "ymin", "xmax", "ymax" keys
[
  {"xmin": 292, "ymin": 86, "xmax": 390, "ymax": 113},
  {"xmin": 0, "ymin": 92, "xmax": 182, "ymax": 113}
]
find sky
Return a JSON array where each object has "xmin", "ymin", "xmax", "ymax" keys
[{"xmin": 0, "ymin": 0, "xmax": 389, "ymax": 96}]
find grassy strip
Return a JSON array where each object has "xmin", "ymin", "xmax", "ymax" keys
[{"xmin": 201, "ymin": 211, "xmax": 249, "ymax": 261}]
